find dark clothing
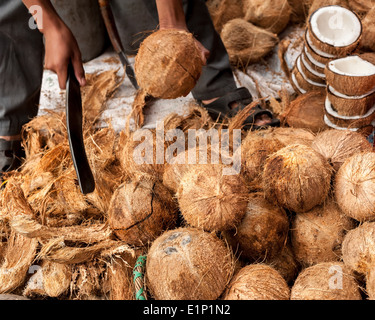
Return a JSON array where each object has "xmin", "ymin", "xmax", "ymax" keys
[
  {"xmin": 0, "ymin": 0, "xmax": 44, "ymax": 135},
  {"xmin": 0, "ymin": 0, "xmax": 237, "ymax": 135}
]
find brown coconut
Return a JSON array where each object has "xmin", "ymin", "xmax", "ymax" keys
[
  {"xmin": 263, "ymin": 144, "xmax": 332, "ymax": 213},
  {"xmin": 361, "ymin": 7, "xmax": 375, "ymax": 52},
  {"xmin": 302, "ymin": 45, "xmax": 327, "ymax": 74},
  {"xmin": 335, "ymin": 152, "xmax": 375, "ymax": 222},
  {"xmin": 223, "ymin": 193, "xmax": 289, "ymax": 262},
  {"xmin": 177, "ymin": 164, "xmax": 249, "ymax": 232},
  {"xmin": 326, "ymin": 86, "xmax": 375, "ymax": 117},
  {"xmin": 307, "ymin": 5, "xmax": 362, "ymax": 57},
  {"xmin": 349, "ymin": 0, "xmax": 375, "ymax": 16},
  {"xmin": 291, "ymin": 262, "xmax": 362, "ymax": 300},
  {"xmin": 291, "ymin": 199, "xmax": 355, "ymax": 266},
  {"xmin": 244, "ymin": 0, "xmax": 292, "ymax": 34},
  {"xmin": 146, "ymin": 227, "xmax": 234, "ymax": 300},
  {"xmin": 206, "ymin": 0, "xmax": 245, "ymax": 33},
  {"xmin": 291, "ymin": 63, "xmax": 326, "ymax": 95},
  {"xmin": 325, "ymin": 56, "xmax": 375, "ymax": 97},
  {"xmin": 308, "ymin": 0, "xmax": 350, "ymax": 17},
  {"xmin": 311, "ymin": 129, "xmax": 373, "ymax": 171},
  {"xmin": 299, "ymin": 53, "xmax": 327, "ymax": 84},
  {"xmin": 241, "ymin": 132, "xmax": 285, "ymax": 185},
  {"xmin": 304, "ymin": 31, "xmax": 336, "ymax": 66},
  {"xmin": 108, "ymin": 178, "xmax": 178, "ymax": 247},
  {"xmin": 264, "ymin": 127, "xmax": 316, "ymax": 147},
  {"xmin": 221, "ymin": 19, "xmax": 279, "ymax": 68},
  {"xmin": 134, "ymin": 29, "xmax": 203, "ymax": 99},
  {"xmin": 281, "ymin": 90, "xmax": 329, "ymax": 133},
  {"xmin": 265, "ymin": 244, "xmax": 299, "ymax": 285},
  {"xmin": 287, "ymin": 0, "xmax": 313, "ymax": 23},
  {"xmin": 224, "ymin": 264, "xmax": 290, "ymax": 300}
]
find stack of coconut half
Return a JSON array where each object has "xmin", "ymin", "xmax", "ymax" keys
[
  {"xmin": 324, "ymin": 55, "xmax": 375, "ymax": 131},
  {"xmin": 291, "ymin": 5, "xmax": 363, "ymax": 94}
]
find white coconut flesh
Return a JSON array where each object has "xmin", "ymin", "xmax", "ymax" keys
[
  {"xmin": 306, "ymin": 31, "xmax": 336, "ymax": 59},
  {"xmin": 296, "ymin": 56, "xmax": 326, "ymax": 87},
  {"xmin": 325, "ymin": 96, "xmax": 375, "ymax": 120},
  {"xmin": 291, "ymin": 72, "xmax": 307, "ymax": 94},
  {"xmin": 310, "ymin": 6, "xmax": 362, "ymax": 47},
  {"xmin": 329, "ymin": 85, "xmax": 375, "ymax": 100},
  {"xmin": 324, "ymin": 115, "xmax": 359, "ymax": 131},
  {"xmin": 301, "ymin": 53, "xmax": 326, "ymax": 78},
  {"xmin": 304, "ymin": 45, "xmax": 327, "ymax": 69},
  {"xmin": 328, "ymin": 56, "xmax": 375, "ymax": 77}
]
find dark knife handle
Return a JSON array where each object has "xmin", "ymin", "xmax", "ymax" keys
[{"xmin": 98, "ymin": 0, "xmax": 124, "ymax": 54}]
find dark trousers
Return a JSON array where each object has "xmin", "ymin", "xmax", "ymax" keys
[{"xmin": 0, "ymin": 0, "xmax": 44, "ymax": 135}]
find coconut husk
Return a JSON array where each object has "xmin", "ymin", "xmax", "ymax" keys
[
  {"xmin": 177, "ymin": 164, "xmax": 249, "ymax": 232},
  {"xmin": 287, "ymin": 0, "xmax": 313, "ymax": 23},
  {"xmin": 221, "ymin": 19, "xmax": 279, "ymax": 70},
  {"xmin": 349, "ymin": 0, "xmax": 375, "ymax": 17},
  {"xmin": 263, "ymin": 144, "xmax": 332, "ymax": 213},
  {"xmin": 206, "ymin": 0, "xmax": 245, "ymax": 33},
  {"xmin": 146, "ymin": 227, "xmax": 235, "ymax": 300},
  {"xmin": 108, "ymin": 178, "xmax": 178, "ymax": 247},
  {"xmin": 281, "ymin": 90, "xmax": 328, "ymax": 133},
  {"xmin": 223, "ymin": 264, "xmax": 290, "ymax": 300},
  {"xmin": 291, "ymin": 199, "xmax": 355, "ymax": 266},
  {"xmin": 308, "ymin": 0, "xmax": 350, "ymax": 17},
  {"xmin": 244, "ymin": 0, "xmax": 292, "ymax": 34},
  {"xmin": 223, "ymin": 193, "xmax": 289, "ymax": 262},
  {"xmin": 134, "ymin": 29, "xmax": 203, "ymax": 100},
  {"xmin": 360, "ymin": 7, "xmax": 375, "ymax": 52},
  {"xmin": 311, "ymin": 129, "xmax": 373, "ymax": 171},
  {"xmin": 240, "ymin": 132, "xmax": 285, "ymax": 186},
  {"xmin": 0, "ymin": 230, "xmax": 38, "ymax": 294},
  {"xmin": 24, "ymin": 261, "xmax": 71, "ymax": 298},
  {"xmin": 361, "ymin": 52, "xmax": 375, "ymax": 65},
  {"xmin": 263, "ymin": 127, "xmax": 316, "ymax": 148},
  {"xmin": 307, "ymin": 5, "xmax": 362, "ymax": 57},
  {"xmin": 325, "ymin": 56, "xmax": 375, "ymax": 97},
  {"xmin": 265, "ymin": 244, "xmax": 299, "ymax": 285},
  {"xmin": 291, "ymin": 262, "xmax": 362, "ymax": 300},
  {"xmin": 335, "ymin": 152, "xmax": 375, "ymax": 222},
  {"xmin": 327, "ymin": 86, "xmax": 375, "ymax": 117}
]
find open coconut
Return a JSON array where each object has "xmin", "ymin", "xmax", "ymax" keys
[
  {"xmin": 299, "ymin": 53, "xmax": 327, "ymax": 84},
  {"xmin": 311, "ymin": 129, "xmax": 373, "ymax": 171},
  {"xmin": 342, "ymin": 222, "xmax": 375, "ymax": 299},
  {"xmin": 291, "ymin": 262, "xmax": 362, "ymax": 300},
  {"xmin": 224, "ymin": 264, "xmax": 290, "ymax": 300},
  {"xmin": 146, "ymin": 227, "xmax": 234, "ymax": 300},
  {"xmin": 177, "ymin": 164, "xmax": 249, "ymax": 232},
  {"xmin": 134, "ymin": 29, "xmax": 203, "ymax": 99},
  {"xmin": 223, "ymin": 193, "xmax": 289, "ymax": 262},
  {"xmin": 291, "ymin": 199, "xmax": 355, "ymax": 266},
  {"xmin": 307, "ymin": 5, "xmax": 362, "ymax": 57},
  {"xmin": 327, "ymin": 85, "xmax": 375, "ymax": 117},
  {"xmin": 324, "ymin": 96, "xmax": 375, "ymax": 129},
  {"xmin": 335, "ymin": 152, "xmax": 375, "ymax": 222},
  {"xmin": 108, "ymin": 178, "xmax": 178, "ymax": 247},
  {"xmin": 304, "ymin": 30, "xmax": 336, "ymax": 66},
  {"xmin": 281, "ymin": 90, "xmax": 329, "ymax": 133},
  {"xmin": 325, "ymin": 56, "xmax": 375, "ymax": 97},
  {"xmin": 221, "ymin": 19, "xmax": 279, "ymax": 68},
  {"xmin": 263, "ymin": 144, "xmax": 332, "ymax": 213},
  {"xmin": 360, "ymin": 7, "xmax": 375, "ymax": 52},
  {"xmin": 302, "ymin": 45, "xmax": 327, "ymax": 74},
  {"xmin": 243, "ymin": 0, "xmax": 292, "ymax": 34}
]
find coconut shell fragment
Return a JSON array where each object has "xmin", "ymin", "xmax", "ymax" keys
[
  {"xmin": 291, "ymin": 262, "xmax": 362, "ymax": 300},
  {"xmin": 134, "ymin": 29, "xmax": 203, "ymax": 99},
  {"xmin": 263, "ymin": 144, "xmax": 332, "ymax": 213},
  {"xmin": 146, "ymin": 228, "xmax": 234, "ymax": 300},
  {"xmin": 224, "ymin": 264, "xmax": 290, "ymax": 300}
]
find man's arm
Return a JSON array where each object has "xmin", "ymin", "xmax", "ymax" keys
[
  {"xmin": 155, "ymin": 0, "xmax": 209, "ymax": 65},
  {"xmin": 22, "ymin": 0, "xmax": 86, "ymax": 89}
]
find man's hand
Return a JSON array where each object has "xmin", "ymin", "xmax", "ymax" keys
[
  {"xmin": 156, "ymin": 0, "xmax": 210, "ymax": 65},
  {"xmin": 22, "ymin": 0, "xmax": 86, "ymax": 89}
]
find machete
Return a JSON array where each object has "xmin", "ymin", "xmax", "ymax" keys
[
  {"xmin": 66, "ymin": 63, "xmax": 95, "ymax": 195},
  {"xmin": 98, "ymin": 0, "xmax": 139, "ymax": 90}
]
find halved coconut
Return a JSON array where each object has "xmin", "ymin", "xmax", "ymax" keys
[
  {"xmin": 308, "ymin": 5, "xmax": 362, "ymax": 56},
  {"xmin": 327, "ymin": 85, "xmax": 375, "ymax": 116},
  {"xmin": 325, "ymin": 96, "xmax": 375, "ymax": 128},
  {"xmin": 325, "ymin": 56, "xmax": 375, "ymax": 97},
  {"xmin": 304, "ymin": 30, "xmax": 337, "ymax": 66},
  {"xmin": 324, "ymin": 115, "xmax": 359, "ymax": 131},
  {"xmin": 303, "ymin": 45, "xmax": 327, "ymax": 74},
  {"xmin": 299, "ymin": 53, "xmax": 326, "ymax": 84}
]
